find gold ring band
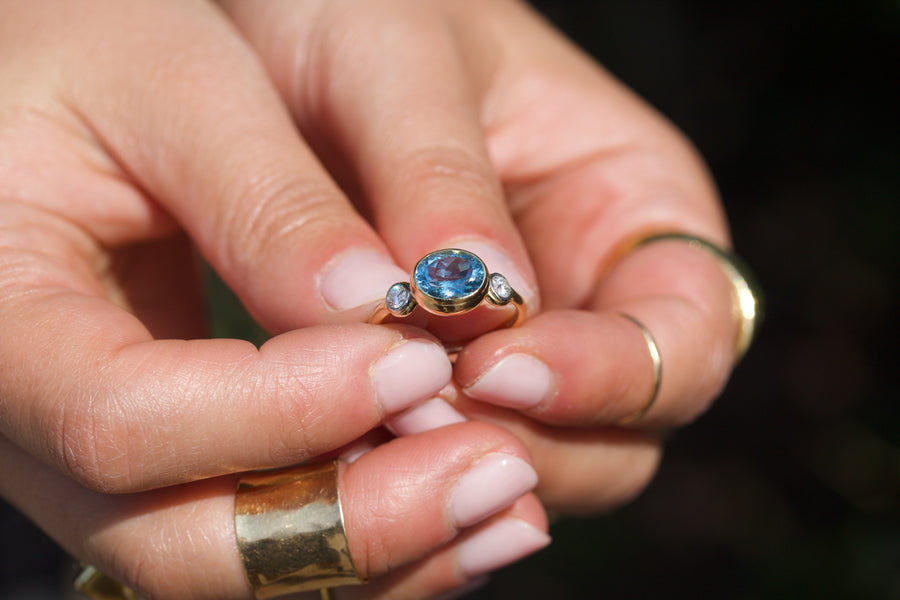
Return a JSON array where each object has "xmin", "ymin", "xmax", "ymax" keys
[
  {"xmin": 235, "ymin": 461, "xmax": 364, "ymax": 599},
  {"xmin": 74, "ymin": 565, "xmax": 142, "ymax": 600},
  {"xmin": 74, "ymin": 462, "xmax": 356, "ymax": 600},
  {"xmin": 369, "ymin": 248, "xmax": 525, "ymax": 329},
  {"xmin": 617, "ymin": 312, "xmax": 662, "ymax": 424},
  {"xmin": 637, "ymin": 233, "xmax": 762, "ymax": 361}
]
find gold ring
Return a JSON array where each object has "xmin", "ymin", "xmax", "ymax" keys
[
  {"xmin": 617, "ymin": 312, "xmax": 662, "ymax": 424},
  {"xmin": 369, "ymin": 248, "xmax": 525, "ymax": 328},
  {"xmin": 74, "ymin": 565, "xmax": 142, "ymax": 600},
  {"xmin": 637, "ymin": 233, "xmax": 762, "ymax": 361},
  {"xmin": 235, "ymin": 461, "xmax": 364, "ymax": 599}
]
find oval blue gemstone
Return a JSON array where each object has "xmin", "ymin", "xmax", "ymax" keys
[{"xmin": 414, "ymin": 249, "xmax": 486, "ymax": 300}]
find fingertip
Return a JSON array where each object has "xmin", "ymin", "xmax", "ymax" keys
[
  {"xmin": 449, "ymin": 453, "xmax": 538, "ymax": 528},
  {"xmin": 320, "ymin": 248, "xmax": 408, "ymax": 312},
  {"xmin": 386, "ymin": 396, "xmax": 467, "ymax": 436},
  {"xmin": 463, "ymin": 352, "xmax": 555, "ymax": 410},
  {"xmin": 371, "ymin": 338, "xmax": 453, "ymax": 413},
  {"xmin": 455, "ymin": 517, "xmax": 551, "ymax": 579}
]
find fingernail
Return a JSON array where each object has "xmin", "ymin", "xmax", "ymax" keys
[
  {"xmin": 340, "ymin": 440, "xmax": 375, "ymax": 464},
  {"xmin": 386, "ymin": 397, "xmax": 467, "ymax": 436},
  {"xmin": 321, "ymin": 250, "xmax": 408, "ymax": 311},
  {"xmin": 450, "ymin": 454, "xmax": 538, "ymax": 528},
  {"xmin": 464, "ymin": 353, "xmax": 553, "ymax": 409},
  {"xmin": 457, "ymin": 518, "xmax": 551, "ymax": 578},
  {"xmin": 453, "ymin": 240, "xmax": 537, "ymax": 308},
  {"xmin": 372, "ymin": 340, "xmax": 452, "ymax": 413}
]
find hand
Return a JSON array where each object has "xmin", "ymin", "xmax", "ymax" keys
[
  {"xmin": 221, "ymin": 0, "xmax": 743, "ymax": 514},
  {"xmin": 0, "ymin": 1, "xmax": 546, "ymax": 597},
  {"xmin": 1, "ymin": 424, "xmax": 547, "ymax": 599}
]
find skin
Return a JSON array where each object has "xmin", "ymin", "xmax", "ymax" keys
[{"xmin": 0, "ymin": 0, "xmax": 742, "ymax": 597}]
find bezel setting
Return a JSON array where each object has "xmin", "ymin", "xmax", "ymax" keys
[
  {"xmin": 375, "ymin": 247, "xmax": 525, "ymax": 330},
  {"xmin": 385, "ymin": 282, "xmax": 415, "ymax": 316},
  {"xmin": 411, "ymin": 249, "xmax": 488, "ymax": 314}
]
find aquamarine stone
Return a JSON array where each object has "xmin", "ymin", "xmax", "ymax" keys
[{"xmin": 414, "ymin": 249, "xmax": 486, "ymax": 300}]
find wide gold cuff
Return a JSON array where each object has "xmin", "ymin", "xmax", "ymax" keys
[{"xmin": 235, "ymin": 461, "xmax": 364, "ymax": 599}]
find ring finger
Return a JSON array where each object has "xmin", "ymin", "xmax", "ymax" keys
[{"xmin": 455, "ymin": 239, "xmax": 742, "ymax": 428}]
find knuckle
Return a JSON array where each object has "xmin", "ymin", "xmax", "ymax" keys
[
  {"xmin": 218, "ymin": 173, "xmax": 346, "ymax": 269},
  {"xmin": 395, "ymin": 144, "xmax": 501, "ymax": 206}
]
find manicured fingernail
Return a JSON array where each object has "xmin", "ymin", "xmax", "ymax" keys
[
  {"xmin": 450, "ymin": 454, "xmax": 538, "ymax": 528},
  {"xmin": 321, "ymin": 250, "xmax": 408, "ymax": 311},
  {"xmin": 457, "ymin": 518, "xmax": 551, "ymax": 578},
  {"xmin": 465, "ymin": 353, "xmax": 554, "ymax": 409},
  {"xmin": 386, "ymin": 397, "xmax": 467, "ymax": 436},
  {"xmin": 454, "ymin": 240, "xmax": 537, "ymax": 308},
  {"xmin": 372, "ymin": 340, "xmax": 452, "ymax": 413}
]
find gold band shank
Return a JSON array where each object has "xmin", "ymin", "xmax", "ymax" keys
[
  {"xmin": 636, "ymin": 233, "xmax": 762, "ymax": 361},
  {"xmin": 617, "ymin": 312, "xmax": 662, "ymax": 424}
]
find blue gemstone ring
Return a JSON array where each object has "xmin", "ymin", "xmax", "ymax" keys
[{"xmin": 370, "ymin": 248, "xmax": 525, "ymax": 328}]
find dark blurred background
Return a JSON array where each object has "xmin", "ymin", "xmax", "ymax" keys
[{"xmin": 2, "ymin": 1, "xmax": 897, "ymax": 598}]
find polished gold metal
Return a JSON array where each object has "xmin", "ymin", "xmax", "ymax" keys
[
  {"xmin": 637, "ymin": 233, "xmax": 762, "ymax": 361},
  {"xmin": 73, "ymin": 565, "xmax": 142, "ymax": 600},
  {"xmin": 235, "ymin": 461, "xmax": 364, "ymax": 599},
  {"xmin": 369, "ymin": 249, "xmax": 525, "ymax": 329},
  {"xmin": 617, "ymin": 312, "xmax": 662, "ymax": 424}
]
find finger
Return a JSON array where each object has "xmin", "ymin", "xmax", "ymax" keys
[
  {"xmin": 429, "ymin": 384, "xmax": 662, "ymax": 514},
  {"xmin": 456, "ymin": 400, "xmax": 663, "ymax": 514},
  {"xmin": 341, "ymin": 422, "xmax": 542, "ymax": 579},
  {"xmin": 0, "ymin": 422, "xmax": 545, "ymax": 599},
  {"xmin": 0, "ymin": 208, "xmax": 451, "ymax": 492},
  {"xmin": 456, "ymin": 240, "xmax": 739, "ymax": 427},
  {"xmin": 335, "ymin": 494, "xmax": 549, "ymax": 600},
  {"xmin": 222, "ymin": 2, "xmax": 540, "ymax": 334},
  {"xmin": 12, "ymin": 0, "xmax": 408, "ymax": 331},
  {"xmin": 473, "ymin": 3, "xmax": 729, "ymax": 312}
]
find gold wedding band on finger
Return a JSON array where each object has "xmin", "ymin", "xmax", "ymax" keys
[
  {"xmin": 617, "ymin": 312, "xmax": 662, "ymax": 424},
  {"xmin": 74, "ymin": 461, "xmax": 361, "ymax": 600},
  {"xmin": 235, "ymin": 460, "xmax": 364, "ymax": 599},
  {"xmin": 369, "ymin": 248, "xmax": 525, "ymax": 328},
  {"xmin": 637, "ymin": 233, "xmax": 762, "ymax": 361}
]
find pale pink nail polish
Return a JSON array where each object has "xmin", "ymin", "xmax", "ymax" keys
[
  {"xmin": 321, "ymin": 250, "xmax": 408, "ymax": 311},
  {"xmin": 372, "ymin": 340, "xmax": 452, "ymax": 413},
  {"xmin": 457, "ymin": 519, "xmax": 551, "ymax": 577},
  {"xmin": 386, "ymin": 397, "xmax": 467, "ymax": 436},
  {"xmin": 464, "ymin": 353, "xmax": 553, "ymax": 409},
  {"xmin": 450, "ymin": 454, "xmax": 538, "ymax": 528},
  {"xmin": 339, "ymin": 440, "xmax": 375, "ymax": 464}
]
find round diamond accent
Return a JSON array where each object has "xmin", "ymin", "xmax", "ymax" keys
[
  {"xmin": 386, "ymin": 283, "xmax": 411, "ymax": 312},
  {"xmin": 490, "ymin": 273, "xmax": 512, "ymax": 301},
  {"xmin": 414, "ymin": 249, "xmax": 486, "ymax": 301}
]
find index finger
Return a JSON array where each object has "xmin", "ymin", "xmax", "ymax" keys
[{"xmin": 0, "ymin": 205, "xmax": 451, "ymax": 492}]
